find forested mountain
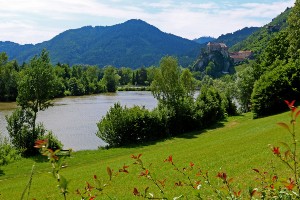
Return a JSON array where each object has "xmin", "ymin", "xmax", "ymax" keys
[
  {"xmin": 230, "ymin": 7, "xmax": 292, "ymax": 56},
  {"xmin": 0, "ymin": 19, "xmax": 201, "ymax": 68},
  {"xmin": 214, "ymin": 27, "xmax": 259, "ymax": 47}
]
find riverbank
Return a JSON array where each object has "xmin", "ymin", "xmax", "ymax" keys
[
  {"xmin": 0, "ymin": 111, "xmax": 291, "ymax": 199},
  {"xmin": 0, "ymin": 91, "xmax": 157, "ymax": 150}
]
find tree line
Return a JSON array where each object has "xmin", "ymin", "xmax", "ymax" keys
[{"xmin": 0, "ymin": 50, "xmax": 158, "ymax": 102}]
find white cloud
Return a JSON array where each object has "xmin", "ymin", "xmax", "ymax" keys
[{"xmin": 0, "ymin": 0, "xmax": 295, "ymax": 44}]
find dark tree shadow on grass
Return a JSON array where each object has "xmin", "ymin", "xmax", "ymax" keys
[
  {"xmin": 0, "ymin": 169, "xmax": 4, "ymax": 176},
  {"xmin": 106, "ymin": 119, "xmax": 228, "ymax": 150},
  {"xmin": 175, "ymin": 120, "xmax": 226, "ymax": 139}
]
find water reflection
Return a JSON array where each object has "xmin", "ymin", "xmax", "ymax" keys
[{"xmin": 0, "ymin": 91, "xmax": 157, "ymax": 151}]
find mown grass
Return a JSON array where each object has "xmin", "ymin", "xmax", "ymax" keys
[{"xmin": 0, "ymin": 111, "xmax": 295, "ymax": 199}]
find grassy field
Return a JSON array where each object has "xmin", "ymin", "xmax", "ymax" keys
[{"xmin": 0, "ymin": 111, "xmax": 296, "ymax": 199}]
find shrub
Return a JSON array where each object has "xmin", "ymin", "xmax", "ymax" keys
[
  {"xmin": 96, "ymin": 103, "xmax": 167, "ymax": 147},
  {"xmin": 0, "ymin": 134, "xmax": 20, "ymax": 166},
  {"xmin": 195, "ymin": 86, "xmax": 226, "ymax": 127},
  {"xmin": 251, "ymin": 60, "xmax": 300, "ymax": 118},
  {"xmin": 158, "ymin": 98, "xmax": 199, "ymax": 136},
  {"xmin": 6, "ymin": 108, "xmax": 46, "ymax": 156}
]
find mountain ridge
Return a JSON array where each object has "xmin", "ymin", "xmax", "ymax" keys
[{"xmin": 0, "ymin": 19, "xmax": 201, "ymax": 68}]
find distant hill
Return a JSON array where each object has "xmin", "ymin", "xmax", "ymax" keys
[
  {"xmin": 214, "ymin": 27, "xmax": 259, "ymax": 48},
  {"xmin": 230, "ymin": 7, "xmax": 292, "ymax": 56},
  {"xmin": 193, "ymin": 36, "xmax": 216, "ymax": 44},
  {"xmin": 0, "ymin": 19, "xmax": 201, "ymax": 68}
]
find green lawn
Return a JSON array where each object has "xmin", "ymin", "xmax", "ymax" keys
[{"xmin": 0, "ymin": 111, "xmax": 296, "ymax": 199}]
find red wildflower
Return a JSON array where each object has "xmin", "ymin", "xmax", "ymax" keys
[
  {"xmin": 272, "ymin": 147, "xmax": 280, "ymax": 155},
  {"xmin": 139, "ymin": 169, "xmax": 149, "ymax": 177},
  {"xmin": 272, "ymin": 175, "xmax": 278, "ymax": 182},
  {"xmin": 164, "ymin": 155, "xmax": 173, "ymax": 164},
  {"xmin": 189, "ymin": 162, "xmax": 195, "ymax": 167},
  {"xmin": 119, "ymin": 164, "xmax": 129, "ymax": 173},
  {"xmin": 34, "ymin": 139, "xmax": 48, "ymax": 148},
  {"xmin": 284, "ymin": 100, "xmax": 296, "ymax": 111},
  {"xmin": 217, "ymin": 172, "xmax": 227, "ymax": 180},
  {"xmin": 131, "ymin": 154, "xmax": 142, "ymax": 159},
  {"xmin": 234, "ymin": 190, "xmax": 241, "ymax": 197}
]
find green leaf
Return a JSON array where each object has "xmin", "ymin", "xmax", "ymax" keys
[{"xmin": 277, "ymin": 122, "xmax": 291, "ymax": 133}]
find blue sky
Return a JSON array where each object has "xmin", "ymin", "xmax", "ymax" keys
[{"xmin": 0, "ymin": 0, "xmax": 295, "ymax": 44}]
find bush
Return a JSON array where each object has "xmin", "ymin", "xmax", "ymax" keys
[
  {"xmin": 96, "ymin": 103, "xmax": 167, "ymax": 147},
  {"xmin": 195, "ymin": 86, "xmax": 226, "ymax": 127},
  {"xmin": 0, "ymin": 134, "xmax": 20, "ymax": 166},
  {"xmin": 158, "ymin": 98, "xmax": 200, "ymax": 136},
  {"xmin": 6, "ymin": 108, "xmax": 46, "ymax": 156},
  {"xmin": 251, "ymin": 60, "xmax": 300, "ymax": 118}
]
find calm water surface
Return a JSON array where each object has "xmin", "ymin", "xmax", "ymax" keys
[{"xmin": 0, "ymin": 91, "xmax": 157, "ymax": 151}]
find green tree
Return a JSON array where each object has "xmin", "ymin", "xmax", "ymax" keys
[
  {"xmin": 103, "ymin": 66, "xmax": 120, "ymax": 92},
  {"xmin": 151, "ymin": 56, "xmax": 186, "ymax": 107},
  {"xmin": 118, "ymin": 67, "xmax": 133, "ymax": 85},
  {"xmin": 195, "ymin": 86, "xmax": 226, "ymax": 126},
  {"xmin": 251, "ymin": 61, "xmax": 300, "ymax": 118},
  {"xmin": 180, "ymin": 68, "xmax": 196, "ymax": 98},
  {"xmin": 288, "ymin": 0, "xmax": 300, "ymax": 60},
  {"xmin": 236, "ymin": 66, "xmax": 256, "ymax": 112},
  {"xmin": 261, "ymin": 31, "xmax": 289, "ymax": 67},
  {"xmin": 0, "ymin": 59, "xmax": 19, "ymax": 101},
  {"xmin": 137, "ymin": 67, "xmax": 148, "ymax": 85},
  {"xmin": 16, "ymin": 49, "xmax": 58, "ymax": 146},
  {"xmin": 68, "ymin": 77, "xmax": 85, "ymax": 96}
]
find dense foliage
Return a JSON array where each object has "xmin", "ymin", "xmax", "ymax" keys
[
  {"xmin": 0, "ymin": 19, "xmax": 200, "ymax": 68},
  {"xmin": 97, "ymin": 56, "xmax": 229, "ymax": 147},
  {"xmin": 0, "ymin": 133, "xmax": 20, "ymax": 166},
  {"xmin": 230, "ymin": 7, "xmax": 291, "ymax": 57},
  {"xmin": 0, "ymin": 52, "xmax": 19, "ymax": 101},
  {"xmin": 251, "ymin": 61, "xmax": 300, "ymax": 118},
  {"xmin": 97, "ymin": 103, "xmax": 167, "ymax": 147},
  {"xmin": 6, "ymin": 108, "xmax": 46, "ymax": 156}
]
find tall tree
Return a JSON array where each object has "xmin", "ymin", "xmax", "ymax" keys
[
  {"xmin": 151, "ymin": 56, "xmax": 186, "ymax": 107},
  {"xmin": 103, "ymin": 66, "xmax": 120, "ymax": 92},
  {"xmin": 236, "ymin": 66, "xmax": 256, "ymax": 112},
  {"xmin": 180, "ymin": 68, "xmax": 196, "ymax": 98},
  {"xmin": 17, "ymin": 49, "xmax": 57, "ymax": 136},
  {"xmin": 0, "ymin": 55, "xmax": 19, "ymax": 101}
]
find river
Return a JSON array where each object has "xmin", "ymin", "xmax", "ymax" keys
[{"xmin": 0, "ymin": 91, "xmax": 157, "ymax": 151}]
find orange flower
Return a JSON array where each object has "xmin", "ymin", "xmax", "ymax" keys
[{"xmin": 285, "ymin": 178, "xmax": 296, "ymax": 191}]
